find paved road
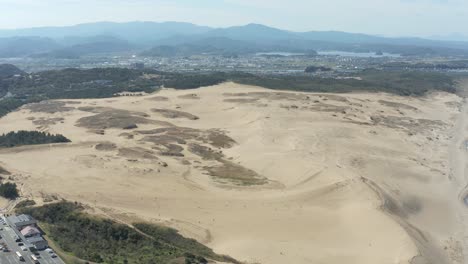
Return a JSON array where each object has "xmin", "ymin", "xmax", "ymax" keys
[{"xmin": 0, "ymin": 223, "xmax": 65, "ymax": 264}]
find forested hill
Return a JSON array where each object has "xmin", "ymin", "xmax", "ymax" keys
[{"xmin": 0, "ymin": 64, "xmax": 23, "ymax": 78}]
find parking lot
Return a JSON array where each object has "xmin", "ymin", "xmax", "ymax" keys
[{"xmin": 0, "ymin": 217, "xmax": 65, "ymax": 264}]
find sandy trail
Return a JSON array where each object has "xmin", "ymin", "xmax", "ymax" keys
[
  {"xmin": 450, "ymin": 80, "xmax": 468, "ymax": 264},
  {"xmin": 0, "ymin": 82, "xmax": 464, "ymax": 264}
]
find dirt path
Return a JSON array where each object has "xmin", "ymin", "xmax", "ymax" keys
[{"xmin": 451, "ymin": 81, "xmax": 468, "ymax": 264}]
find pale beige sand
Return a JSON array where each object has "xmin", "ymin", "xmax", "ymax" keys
[
  {"xmin": 0, "ymin": 82, "xmax": 464, "ymax": 264},
  {"xmin": 0, "ymin": 197, "xmax": 10, "ymax": 209}
]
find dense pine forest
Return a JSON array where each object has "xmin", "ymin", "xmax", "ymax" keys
[{"xmin": 0, "ymin": 131, "xmax": 70, "ymax": 148}]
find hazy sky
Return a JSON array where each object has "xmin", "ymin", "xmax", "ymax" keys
[{"xmin": 1, "ymin": 0, "xmax": 467, "ymax": 38}]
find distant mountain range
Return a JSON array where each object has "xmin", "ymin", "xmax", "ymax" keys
[{"xmin": 0, "ymin": 21, "xmax": 467, "ymax": 58}]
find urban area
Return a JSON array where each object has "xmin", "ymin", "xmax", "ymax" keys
[{"xmin": 0, "ymin": 213, "xmax": 63, "ymax": 264}]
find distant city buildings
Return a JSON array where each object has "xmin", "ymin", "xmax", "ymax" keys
[
  {"xmin": 1, "ymin": 53, "xmax": 463, "ymax": 75},
  {"xmin": 132, "ymin": 62, "xmax": 145, "ymax": 70}
]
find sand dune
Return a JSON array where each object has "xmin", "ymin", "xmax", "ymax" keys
[{"xmin": 0, "ymin": 82, "xmax": 464, "ymax": 264}]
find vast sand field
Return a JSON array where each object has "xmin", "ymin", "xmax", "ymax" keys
[{"xmin": 0, "ymin": 82, "xmax": 465, "ymax": 264}]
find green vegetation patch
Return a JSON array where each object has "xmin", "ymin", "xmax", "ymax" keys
[
  {"xmin": 15, "ymin": 199, "xmax": 36, "ymax": 208},
  {"xmin": 0, "ymin": 68, "xmax": 163, "ymax": 118},
  {"xmin": 358, "ymin": 69, "xmax": 456, "ymax": 96},
  {"xmin": 231, "ymin": 70, "xmax": 456, "ymax": 96},
  {"xmin": 0, "ymin": 67, "xmax": 457, "ymax": 119},
  {"xmin": 0, "ymin": 131, "xmax": 70, "ymax": 148},
  {"xmin": 0, "ymin": 64, "xmax": 24, "ymax": 79},
  {"xmin": 161, "ymin": 70, "xmax": 456, "ymax": 96},
  {"xmin": 18, "ymin": 202, "xmax": 238, "ymax": 264},
  {"xmin": 4, "ymin": 68, "xmax": 157, "ymax": 99},
  {"xmin": 0, "ymin": 182, "xmax": 19, "ymax": 199},
  {"xmin": 0, "ymin": 98, "xmax": 31, "ymax": 118},
  {"xmin": 164, "ymin": 73, "xmax": 227, "ymax": 89}
]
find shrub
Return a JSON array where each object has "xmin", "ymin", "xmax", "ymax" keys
[{"xmin": 0, "ymin": 182, "xmax": 19, "ymax": 199}]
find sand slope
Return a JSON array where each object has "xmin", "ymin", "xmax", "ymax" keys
[{"xmin": 0, "ymin": 82, "xmax": 463, "ymax": 264}]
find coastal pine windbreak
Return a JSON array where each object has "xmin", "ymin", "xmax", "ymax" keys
[{"xmin": 0, "ymin": 130, "xmax": 70, "ymax": 148}]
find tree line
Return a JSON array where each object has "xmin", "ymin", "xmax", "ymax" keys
[
  {"xmin": 0, "ymin": 131, "xmax": 70, "ymax": 148},
  {"xmin": 0, "ymin": 67, "xmax": 459, "ymax": 119}
]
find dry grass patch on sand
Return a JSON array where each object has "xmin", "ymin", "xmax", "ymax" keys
[{"xmin": 152, "ymin": 108, "xmax": 200, "ymax": 120}]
